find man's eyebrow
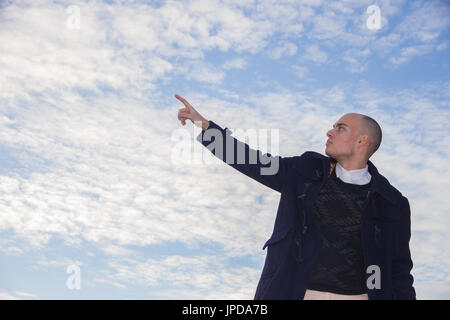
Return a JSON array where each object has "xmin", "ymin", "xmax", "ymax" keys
[{"xmin": 333, "ymin": 122, "xmax": 349, "ymax": 128}]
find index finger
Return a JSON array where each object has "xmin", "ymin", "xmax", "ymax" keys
[{"xmin": 174, "ymin": 94, "xmax": 189, "ymax": 105}]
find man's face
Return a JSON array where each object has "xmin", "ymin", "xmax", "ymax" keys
[{"xmin": 325, "ymin": 114, "xmax": 362, "ymax": 160}]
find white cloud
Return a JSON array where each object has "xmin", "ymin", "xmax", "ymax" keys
[
  {"xmin": 93, "ymin": 277, "xmax": 127, "ymax": 289},
  {"xmin": 396, "ymin": 1, "xmax": 450, "ymax": 43},
  {"xmin": 389, "ymin": 44, "xmax": 433, "ymax": 65},
  {"xmin": 101, "ymin": 245, "xmax": 135, "ymax": 257},
  {"xmin": 100, "ymin": 254, "xmax": 261, "ymax": 299},
  {"xmin": 311, "ymin": 10, "xmax": 347, "ymax": 40},
  {"xmin": 302, "ymin": 44, "xmax": 328, "ymax": 64},
  {"xmin": 436, "ymin": 41, "xmax": 448, "ymax": 51},
  {"xmin": 36, "ymin": 257, "xmax": 84, "ymax": 269},
  {"xmin": 341, "ymin": 48, "xmax": 371, "ymax": 73},
  {"xmin": 221, "ymin": 58, "xmax": 247, "ymax": 70},
  {"xmin": 186, "ymin": 62, "xmax": 226, "ymax": 84},
  {"xmin": 373, "ymin": 1, "xmax": 450, "ymax": 65},
  {"xmin": 415, "ymin": 281, "xmax": 450, "ymax": 300},
  {"xmin": 268, "ymin": 42, "xmax": 297, "ymax": 60},
  {"xmin": 291, "ymin": 65, "xmax": 308, "ymax": 78},
  {"xmin": 0, "ymin": 0, "xmax": 448, "ymax": 299},
  {"xmin": 14, "ymin": 291, "xmax": 38, "ymax": 299},
  {"xmin": 0, "ymin": 289, "xmax": 20, "ymax": 300}
]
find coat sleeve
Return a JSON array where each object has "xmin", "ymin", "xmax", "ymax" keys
[
  {"xmin": 196, "ymin": 120, "xmax": 299, "ymax": 193},
  {"xmin": 392, "ymin": 196, "xmax": 416, "ymax": 300}
]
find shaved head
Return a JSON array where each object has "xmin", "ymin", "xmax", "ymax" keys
[{"xmin": 357, "ymin": 115, "xmax": 382, "ymax": 158}]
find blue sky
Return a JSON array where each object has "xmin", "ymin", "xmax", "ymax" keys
[{"xmin": 0, "ymin": 0, "xmax": 449, "ymax": 299}]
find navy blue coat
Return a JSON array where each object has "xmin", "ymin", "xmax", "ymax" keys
[{"xmin": 197, "ymin": 120, "xmax": 416, "ymax": 300}]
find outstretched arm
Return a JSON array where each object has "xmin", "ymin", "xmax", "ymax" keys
[{"xmin": 175, "ymin": 94, "xmax": 298, "ymax": 193}]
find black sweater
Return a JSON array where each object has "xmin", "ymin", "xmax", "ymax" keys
[{"xmin": 307, "ymin": 166, "xmax": 372, "ymax": 295}]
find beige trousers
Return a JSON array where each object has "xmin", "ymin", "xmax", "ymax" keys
[{"xmin": 304, "ymin": 289, "xmax": 368, "ymax": 300}]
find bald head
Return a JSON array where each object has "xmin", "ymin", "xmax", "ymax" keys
[{"xmin": 355, "ymin": 114, "xmax": 382, "ymax": 158}]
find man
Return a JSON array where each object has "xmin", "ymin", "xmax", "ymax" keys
[{"xmin": 175, "ymin": 94, "xmax": 416, "ymax": 300}]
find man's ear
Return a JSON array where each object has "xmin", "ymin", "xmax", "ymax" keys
[{"xmin": 358, "ymin": 134, "xmax": 370, "ymax": 147}]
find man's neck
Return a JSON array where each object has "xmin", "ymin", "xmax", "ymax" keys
[{"xmin": 336, "ymin": 158, "xmax": 368, "ymax": 171}]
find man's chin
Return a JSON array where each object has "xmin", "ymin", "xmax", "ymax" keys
[{"xmin": 325, "ymin": 148, "xmax": 338, "ymax": 159}]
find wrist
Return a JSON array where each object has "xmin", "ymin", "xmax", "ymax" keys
[{"xmin": 202, "ymin": 119, "xmax": 210, "ymax": 131}]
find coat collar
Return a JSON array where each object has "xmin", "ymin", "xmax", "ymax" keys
[{"xmin": 293, "ymin": 151, "xmax": 400, "ymax": 206}]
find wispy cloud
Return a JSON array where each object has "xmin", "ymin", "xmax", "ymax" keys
[
  {"xmin": 0, "ymin": 0, "xmax": 449, "ymax": 299},
  {"xmin": 302, "ymin": 44, "xmax": 328, "ymax": 64},
  {"xmin": 221, "ymin": 58, "xmax": 247, "ymax": 70},
  {"xmin": 268, "ymin": 42, "xmax": 297, "ymax": 60},
  {"xmin": 0, "ymin": 289, "xmax": 20, "ymax": 300}
]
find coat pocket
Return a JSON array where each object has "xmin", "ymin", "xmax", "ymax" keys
[
  {"xmin": 262, "ymin": 227, "xmax": 292, "ymax": 250},
  {"xmin": 260, "ymin": 227, "xmax": 293, "ymax": 281}
]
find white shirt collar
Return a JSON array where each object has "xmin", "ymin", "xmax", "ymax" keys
[{"xmin": 335, "ymin": 161, "xmax": 371, "ymax": 185}]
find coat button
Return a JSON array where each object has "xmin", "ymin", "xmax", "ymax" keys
[
  {"xmin": 315, "ymin": 169, "xmax": 322, "ymax": 179},
  {"xmin": 374, "ymin": 224, "xmax": 381, "ymax": 245}
]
